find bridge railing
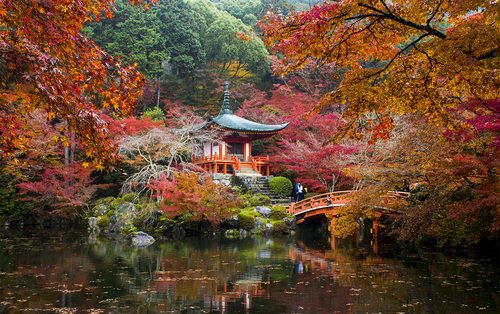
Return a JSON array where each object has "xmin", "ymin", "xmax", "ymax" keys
[
  {"xmin": 289, "ymin": 191, "xmax": 355, "ymax": 215},
  {"xmin": 289, "ymin": 190, "xmax": 411, "ymax": 216}
]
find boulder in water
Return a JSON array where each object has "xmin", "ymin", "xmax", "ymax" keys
[{"xmin": 131, "ymin": 231, "xmax": 155, "ymax": 247}]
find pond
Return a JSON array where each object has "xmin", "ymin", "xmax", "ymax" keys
[{"xmin": 0, "ymin": 227, "xmax": 498, "ymax": 314}]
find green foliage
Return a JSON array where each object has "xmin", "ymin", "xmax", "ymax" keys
[
  {"xmin": 110, "ymin": 199, "xmax": 125, "ymax": 210},
  {"xmin": 241, "ymin": 193, "xmax": 271, "ymax": 206},
  {"xmin": 225, "ymin": 229, "xmax": 240, "ymax": 237},
  {"xmin": 97, "ymin": 216, "xmax": 110, "ymax": 228},
  {"xmin": 122, "ymin": 193, "xmax": 138, "ymax": 204},
  {"xmin": 0, "ymin": 174, "xmax": 31, "ymax": 221},
  {"xmin": 269, "ymin": 176, "xmax": 293, "ymax": 197},
  {"xmin": 237, "ymin": 212, "xmax": 255, "ymax": 230},
  {"xmin": 189, "ymin": 0, "xmax": 270, "ymax": 80},
  {"xmin": 141, "ymin": 107, "xmax": 165, "ymax": 122},
  {"xmin": 121, "ymin": 222, "xmax": 138, "ymax": 237},
  {"xmin": 304, "ymin": 192, "xmax": 319, "ymax": 199},
  {"xmin": 84, "ymin": 0, "xmax": 204, "ymax": 78},
  {"xmin": 238, "ymin": 207, "xmax": 261, "ymax": 218},
  {"xmin": 272, "ymin": 220, "xmax": 288, "ymax": 234},
  {"xmin": 99, "ymin": 197, "xmax": 116, "ymax": 207},
  {"xmin": 0, "ymin": 174, "xmax": 17, "ymax": 219},
  {"xmin": 215, "ymin": 0, "xmax": 263, "ymax": 21},
  {"xmin": 132, "ymin": 212, "xmax": 149, "ymax": 229},
  {"xmin": 106, "ymin": 210, "xmax": 115, "ymax": 217},
  {"xmin": 269, "ymin": 206, "xmax": 287, "ymax": 221}
]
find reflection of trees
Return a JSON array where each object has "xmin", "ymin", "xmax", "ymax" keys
[
  {"xmin": 0, "ymin": 232, "xmax": 498, "ymax": 313},
  {"xmin": 292, "ymin": 238, "xmax": 500, "ymax": 314}
]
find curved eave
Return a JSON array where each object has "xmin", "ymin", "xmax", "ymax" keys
[{"xmin": 213, "ymin": 113, "xmax": 289, "ymax": 133}]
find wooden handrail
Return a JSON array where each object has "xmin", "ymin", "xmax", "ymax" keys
[
  {"xmin": 289, "ymin": 190, "xmax": 410, "ymax": 216},
  {"xmin": 289, "ymin": 191, "xmax": 354, "ymax": 215},
  {"xmin": 232, "ymin": 155, "xmax": 241, "ymax": 171},
  {"xmin": 250, "ymin": 156, "xmax": 257, "ymax": 172},
  {"xmin": 193, "ymin": 154, "xmax": 272, "ymax": 165}
]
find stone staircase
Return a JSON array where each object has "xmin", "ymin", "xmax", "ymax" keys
[{"xmin": 240, "ymin": 176, "xmax": 291, "ymax": 205}]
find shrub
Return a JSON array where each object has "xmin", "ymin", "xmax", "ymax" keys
[
  {"xmin": 142, "ymin": 107, "xmax": 165, "ymax": 122},
  {"xmin": 132, "ymin": 212, "xmax": 149, "ymax": 229},
  {"xmin": 237, "ymin": 212, "xmax": 255, "ymax": 230},
  {"xmin": 248, "ymin": 210, "xmax": 262, "ymax": 218},
  {"xmin": 272, "ymin": 220, "xmax": 288, "ymax": 234},
  {"xmin": 304, "ymin": 192, "xmax": 320, "ymax": 199},
  {"xmin": 97, "ymin": 216, "xmax": 110, "ymax": 228},
  {"xmin": 0, "ymin": 174, "xmax": 31, "ymax": 221},
  {"xmin": 241, "ymin": 193, "xmax": 271, "ymax": 206},
  {"xmin": 106, "ymin": 210, "xmax": 115, "ymax": 217},
  {"xmin": 122, "ymin": 193, "xmax": 138, "ymax": 203},
  {"xmin": 269, "ymin": 206, "xmax": 287, "ymax": 221},
  {"xmin": 99, "ymin": 197, "xmax": 116, "ymax": 207},
  {"xmin": 269, "ymin": 177, "xmax": 293, "ymax": 197}
]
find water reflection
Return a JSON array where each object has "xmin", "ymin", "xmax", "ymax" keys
[{"xmin": 0, "ymin": 229, "xmax": 498, "ymax": 313}]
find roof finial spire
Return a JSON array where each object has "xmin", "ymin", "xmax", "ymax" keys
[{"xmin": 222, "ymin": 81, "xmax": 233, "ymax": 114}]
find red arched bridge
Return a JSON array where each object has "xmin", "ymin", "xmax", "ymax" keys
[{"xmin": 288, "ymin": 190, "xmax": 410, "ymax": 225}]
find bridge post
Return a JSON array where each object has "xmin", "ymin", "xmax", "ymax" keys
[
  {"xmin": 372, "ymin": 218, "xmax": 379, "ymax": 255},
  {"xmin": 328, "ymin": 217, "xmax": 336, "ymax": 234}
]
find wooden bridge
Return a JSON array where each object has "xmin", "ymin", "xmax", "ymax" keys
[{"xmin": 288, "ymin": 190, "xmax": 410, "ymax": 226}]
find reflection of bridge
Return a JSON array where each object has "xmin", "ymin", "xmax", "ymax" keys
[{"xmin": 288, "ymin": 190, "xmax": 410, "ymax": 237}]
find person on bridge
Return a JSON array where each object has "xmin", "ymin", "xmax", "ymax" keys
[{"xmin": 297, "ymin": 183, "xmax": 304, "ymax": 202}]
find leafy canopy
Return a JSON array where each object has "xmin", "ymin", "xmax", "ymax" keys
[
  {"xmin": 0, "ymin": 0, "xmax": 156, "ymax": 167},
  {"xmin": 260, "ymin": 0, "xmax": 500, "ymax": 140}
]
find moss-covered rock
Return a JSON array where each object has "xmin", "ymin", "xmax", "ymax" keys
[
  {"xmin": 224, "ymin": 229, "xmax": 240, "ymax": 237},
  {"xmin": 272, "ymin": 220, "xmax": 288, "ymax": 234},
  {"xmin": 237, "ymin": 212, "xmax": 255, "ymax": 230},
  {"xmin": 100, "ymin": 197, "xmax": 116, "ymax": 207},
  {"xmin": 97, "ymin": 216, "xmax": 110, "ymax": 228},
  {"xmin": 269, "ymin": 206, "xmax": 287, "ymax": 221},
  {"xmin": 122, "ymin": 192, "xmax": 138, "ymax": 203},
  {"xmin": 241, "ymin": 193, "xmax": 271, "ymax": 206}
]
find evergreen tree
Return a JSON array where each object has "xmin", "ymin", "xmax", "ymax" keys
[{"xmin": 85, "ymin": 0, "xmax": 205, "ymax": 78}]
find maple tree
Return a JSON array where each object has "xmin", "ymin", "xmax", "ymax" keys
[
  {"xmin": 0, "ymin": 0, "xmax": 156, "ymax": 168},
  {"xmin": 116, "ymin": 104, "xmax": 222, "ymax": 196},
  {"xmin": 0, "ymin": 109, "xmax": 112, "ymax": 215},
  {"xmin": 237, "ymin": 78, "xmax": 361, "ymax": 192},
  {"xmin": 148, "ymin": 172, "xmax": 244, "ymax": 225},
  {"xmin": 259, "ymin": 0, "xmax": 500, "ymax": 141},
  {"xmin": 17, "ymin": 163, "xmax": 105, "ymax": 215},
  {"xmin": 333, "ymin": 111, "xmax": 500, "ymax": 245}
]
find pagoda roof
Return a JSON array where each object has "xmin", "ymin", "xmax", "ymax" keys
[
  {"xmin": 193, "ymin": 82, "xmax": 289, "ymax": 134},
  {"xmin": 211, "ymin": 111, "xmax": 289, "ymax": 133}
]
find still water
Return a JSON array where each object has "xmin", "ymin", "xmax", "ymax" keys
[{"xmin": 0, "ymin": 228, "xmax": 498, "ymax": 314}]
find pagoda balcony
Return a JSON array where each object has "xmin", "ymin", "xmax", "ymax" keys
[{"xmin": 192, "ymin": 154, "xmax": 271, "ymax": 176}]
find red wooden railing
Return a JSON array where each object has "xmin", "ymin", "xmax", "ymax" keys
[
  {"xmin": 289, "ymin": 190, "xmax": 410, "ymax": 217},
  {"xmin": 233, "ymin": 155, "xmax": 241, "ymax": 171},
  {"xmin": 289, "ymin": 191, "xmax": 355, "ymax": 215},
  {"xmin": 192, "ymin": 154, "xmax": 271, "ymax": 175},
  {"xmin": 192, "ymin": 154, "xmax": 234, "ymax": 163}
]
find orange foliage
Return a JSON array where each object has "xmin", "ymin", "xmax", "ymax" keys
[{"xmin": 0, "ymin": 0, "xmax": 156, "ymax": 168}]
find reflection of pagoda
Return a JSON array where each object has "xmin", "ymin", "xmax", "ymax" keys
[{"xmin": 192, "ymin": 82, "xmax": 289, "ymax": 176}]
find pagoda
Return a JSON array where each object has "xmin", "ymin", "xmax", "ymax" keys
[{"xmin": 191, "ymin": 82, "xmax": 289, "ymax": 176}]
